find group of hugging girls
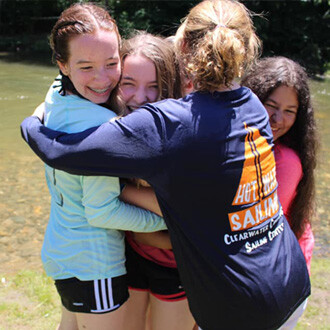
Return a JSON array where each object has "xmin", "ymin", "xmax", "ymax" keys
[{"xmin": 20, "ymin": 1, "xmax": 318, "ymax": 330}]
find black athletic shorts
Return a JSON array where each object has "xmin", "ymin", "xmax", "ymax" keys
[
  {"xmin": 125, "ymin": 242, "xmax": 186, "ymax": 302},
  {"xmin": 55, "ymin": 275, "xmax": 129, "ymax": 313}
]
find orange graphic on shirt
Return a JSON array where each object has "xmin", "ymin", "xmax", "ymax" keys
[{"xmin": 228, "ymin": 124, "xmax": 279, "ymax": 231}]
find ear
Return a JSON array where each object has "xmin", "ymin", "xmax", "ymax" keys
[
  {"xmin": 57, "ymin": 61, "xmax": 69, "ymax": 76},
  {"xmin": 184, "ymin": 78, "xmax": 194, "ymax": 94}
]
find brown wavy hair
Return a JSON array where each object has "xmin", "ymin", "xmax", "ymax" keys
[
  {"xmin": 49, "ymin": 2, "xmax": 120, "ymax": 95},
  {"xmin": 175, "ymin": 0, "xmax": 261, "ymax": 92},
  {"xmin": 242, "ymin": 56, "xmax": 318, "ymax": 238},
  {"xmin": 110, "ymin": 31, "xmax": 183, "ymax": 114}
]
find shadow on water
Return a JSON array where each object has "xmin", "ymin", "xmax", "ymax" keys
[{"xmin": 0, "ymin": 51, "xmax": 53, "ymax": 67}]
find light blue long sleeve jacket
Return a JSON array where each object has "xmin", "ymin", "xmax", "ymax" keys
[{"xmin": 42, "ymin": 82, "xmax": 166, "ymax": 280}]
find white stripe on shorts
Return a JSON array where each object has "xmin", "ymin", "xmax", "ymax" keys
[
  {"xmin": 94, "ymin": 279, "xmax": 102, "ymax": 310},
  {"xmin": 107, "ymin": 277, "xmax": 114, "ymax": 308},
  {"xmin": 92, "ymin": 278, "xmax": 117, "ymax": 313},
  {"xmin": 100, "ymin": 279, "xmax": 108, "ymax": 310},
  {"xmin": 90, "ymin": 304, "xmax": 120, "ymax": 313}
]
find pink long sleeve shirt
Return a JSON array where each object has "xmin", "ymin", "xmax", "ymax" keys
[{"xmin": 275, "ymin": 142, "xmax": 314, "ymax": 273}]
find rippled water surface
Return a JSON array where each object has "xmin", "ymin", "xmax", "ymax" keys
[
  {"xmin": 0, "ymin": 55, "xmax": 57, "ymax": 274},
  {"xmin": 0, "ymin": 55, "xmax": 329, "ymax": 274}
]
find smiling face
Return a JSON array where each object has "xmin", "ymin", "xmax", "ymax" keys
[
  {"xmin": 264, "ymin": 85, "xmax": 299, "ymax": 141},
  {"xmin": 58, "ymin": 29, "xmax": 121, "ymax": 104},
  {"xmin": 118, "ymin": 54, "xmax": 159, "ymax": 113}
]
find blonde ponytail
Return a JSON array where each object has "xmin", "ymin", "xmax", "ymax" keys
[{"xmin": 175, "ymin": 0, "xmax": 261, "ymax": 92}]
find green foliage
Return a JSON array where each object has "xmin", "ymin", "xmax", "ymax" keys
[
  {"xmin": 0, "ymin": 34, "xmax": 50, "ymax": 53},
  {"xmin": 109, "ymin": 0, "xmax": 197, "ymax": 38},
  {"xmin": 0, "ymin": 0, "xmax": 60, "ymax": 35},
  {"xmin": 0, "ymin": 0, "xmax": 328, "ymax": 74},
  {"xmin": 243, "ymin": 1, "xmax": 330, "ymax": 75}
]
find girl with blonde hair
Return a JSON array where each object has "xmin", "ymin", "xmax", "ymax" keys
[{"xmin": 114, "ymin": 31, "xmax": 195, "ymax": 330}]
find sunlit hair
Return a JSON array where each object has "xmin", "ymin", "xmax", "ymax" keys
[
  {"xmin": 242, "ymin": 56, "xmax": 318, "ymax": 238},
  {"xmin": 49, "ymin": 3, "xmax": 120, "ymax": 95},
  {"xmin": 50, "ymin": 3, "xmax": 120, "ymax": 64},
  {"xmin": 174, "ymin": 0, "xmax": 261, "ymax": 92},
  {"xmin": 110, "ymin": 31, "xmax": 183, "ymax": 114}
]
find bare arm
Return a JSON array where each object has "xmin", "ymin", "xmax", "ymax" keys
[
  {"xmin": 32, "ymin": 102, "xmax": 45, "ymax": 121},
  {"xmin": 121, "ymin": 184, "xmax": 162, "ymax": 217},
  {"xmin": 121, "ymin": 184, "xmax": 173, "ymax": 249},
  {"xmin": 131, "ymin": 231, "xmax": 172, "ymax": 250}
]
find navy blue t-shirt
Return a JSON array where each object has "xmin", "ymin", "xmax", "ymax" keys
[{"xmin": 21, "ymin": 87, "xmax": 310, "ymax": 330}]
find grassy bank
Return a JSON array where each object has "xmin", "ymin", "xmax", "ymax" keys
[
  {"xmin": 296, "ymin": 258, "xmax": 330, "ymax": 330},
  {"xmin": 0, "ymin": 258, "xmax": 329, "ymax": 329},
  {"xmin": 0, "ymin": 270, "xmax": 60, "ymax": 330}
]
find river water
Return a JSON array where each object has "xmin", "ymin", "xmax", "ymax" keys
[{"xmin": 0, "ymin": 53, "xmax": 329, "ymax": 275}]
